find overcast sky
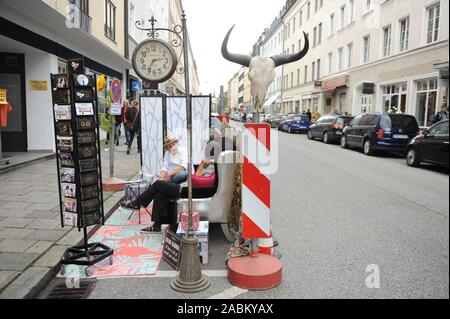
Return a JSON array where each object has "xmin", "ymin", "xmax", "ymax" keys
[{"xmin": 182, "ymin": 0, "xmax": 286, "ymax": 96}]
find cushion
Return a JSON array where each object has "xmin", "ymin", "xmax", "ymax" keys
[{"xmin": 192, "ymin": 173, "xmax": 216, "ymax": 189}]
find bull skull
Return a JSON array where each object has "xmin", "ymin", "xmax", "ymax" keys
[{"xmin": 222, "ymin": 25, "xmax": 309, "ymax": 110}]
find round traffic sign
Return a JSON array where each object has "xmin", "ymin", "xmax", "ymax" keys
[{"xmin": 111, "ymin": 79, "xmax": 122, "ymax": 104}]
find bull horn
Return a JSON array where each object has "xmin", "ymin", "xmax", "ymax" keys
[
  {"xmin": 221, "ymin": 25, "xmax": 252, "ymax": 67},
  {"xmin": 271, "ymin": 32, "xmax": 309, "ymax": 67}
]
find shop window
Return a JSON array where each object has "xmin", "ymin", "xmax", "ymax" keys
[
  {"xmin": 416, "ymin": 78, "xmax": 438, "ymax": 127},
  {"xmin": 382, "ymin": 83, "xmax": 407, "ymax": 113}
]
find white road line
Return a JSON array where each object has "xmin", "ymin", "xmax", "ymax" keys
[{"xmin": 208, "ymin": 287, "xmax": 249, "ymax": 299}]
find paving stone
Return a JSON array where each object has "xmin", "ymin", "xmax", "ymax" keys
[
  {"xmin": 24, "ymin": 241, "xmax": 54, "ymax": 255},
  {"xmin": 0, "ymin": 253, "xmax": 39, "ymax": 271},
  {"xmin": 28, "ymin": 203, "xmax": 59, "ymax": 211},
  {"xmin": 26, "ymin": 219, "xmax": 60, "ymax": 230},
  {"xmin": 33, "ymin": 245, "xmax": 69, "ymax": 268},
  {"xmin": 0, "ymin": 209, "xmax": 32, "ymax": 218},
  {"xmin": 57, "ymin": 228, "xmax": 84, "ymax": 247},
  {"xmin": 0, "ymin": 267, "xmax": 52, "ymax": 299},
  {"xmin": 0, "ymin": 202, "xmax": 33, "ymax": 210},
  {"xmin": 0, "ymin": 228, "xmax": 35, "ymax": 240},
  {"xmin": 0, "ymin": 240, "xmax": 37, "ymax": 253},
  {"xmin": 26, "ymin": 229, "xmax": 69, "ymax": 242},
  {"xmin": 0, "ymin": 271, "xmax": 20, "ymax": 291},
  {"xmin": 0, "ymin": 218, "xmax": 33, "ymax": 228},
  {"xmin": 24, "ymin": 210, "xmax": 60, "ymax": 220}
]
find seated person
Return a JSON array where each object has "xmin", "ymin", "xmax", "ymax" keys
[
  {"xmin": 160, "ymin": 136, "xmax": 189, "ymax": 184},
  {"xmin": 121, "ymin": 138, "xmax": 218, "ymax": 234}
]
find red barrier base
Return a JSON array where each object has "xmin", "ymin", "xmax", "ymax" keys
[
  {"xmin": 228, "ymin": 254, "xmax": 282, "ymax": 291},
  {"xmin": 102, "ymin": 177, "xmax": 125, "ymax": 192}
]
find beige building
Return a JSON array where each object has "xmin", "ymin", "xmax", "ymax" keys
[
  {"xmin": 280, "ymin": 0, "xmax": 448, "ymax": 127},
  {"xmin": 228, "ymin": 71, "xmax": 240, "ymax": 111}
]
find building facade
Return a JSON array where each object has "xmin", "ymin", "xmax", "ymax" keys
[{"xmin": 226, "ymin": 0, "xmax": 449, "ymax": 128}]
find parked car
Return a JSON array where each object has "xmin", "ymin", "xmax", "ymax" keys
[
  {"xmin": 340, "ymin": 112, "xmax": 420, "ymax": 156},
  {"xmin": 277, "ymin": 115, "xmax": 289, "ymax": 131},
  {"xmin": 270, "ymin": 114, "xmax": 283, "ymax": 128},
  {"xmin": 406, "ymin": 120, "xmax": 449, "ymax": 168},
  {"xmin": 282, "ymin": 115, "xmax": 311, "ymax": 133},
  {"xmin": 308, "ymin": 115, "xmax": 354, "ymax": 144},
  {"xmin": 264, "ymin": 114, "xmax": 272, "ymax": 124}
]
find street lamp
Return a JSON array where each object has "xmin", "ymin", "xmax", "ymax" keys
[{"xmin": 171, "ymin": 11, "xmax": 211, "ymax": 293}]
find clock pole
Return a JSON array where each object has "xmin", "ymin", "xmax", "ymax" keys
[{"xmin": 171, "ymin": 10, "xmax": 210, "ymax": 294}]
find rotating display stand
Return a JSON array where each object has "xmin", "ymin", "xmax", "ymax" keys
[{"xmin": 50, "ymin": 59, "xmax": 113, "ymax": 269}]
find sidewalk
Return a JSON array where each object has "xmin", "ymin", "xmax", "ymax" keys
[{"xmin": 0, "ymin": 135, "xmax": 141, "ymax": 299}]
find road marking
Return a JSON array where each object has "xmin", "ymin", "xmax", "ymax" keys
[{"xmin": 208, "ymin": 286, "xmax": 249, "ymax": 299}]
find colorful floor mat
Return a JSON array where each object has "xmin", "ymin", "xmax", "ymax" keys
[{"xmin": 57, "ymin": 207, "xmax": 163, "ymax": 279}]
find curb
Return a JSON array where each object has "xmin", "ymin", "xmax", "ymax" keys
[{"xmin": 0, "ymin": 153, "xmax": 56, "ymax": 175}]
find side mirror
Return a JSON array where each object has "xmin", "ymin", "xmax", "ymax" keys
[{"xmin": 423, "ymin": 130, "xmax": 429, "ymax": 137}]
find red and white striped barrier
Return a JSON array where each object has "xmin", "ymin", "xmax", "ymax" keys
[{"xmin": 242, "ymin": 124, "xmax": 271, "ymax": 240}]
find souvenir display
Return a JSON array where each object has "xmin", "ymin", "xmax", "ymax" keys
[
  {"xmin": 73, "ymin": 74, "xmax": 95, "ymax": 87},
  {"xmin": 77, "ymin": 131, "xmax": 96, "ymax": 144},
  {"xmin": 80, "ymin": 172, "xmax": 98, "ymax": 187},
  {"xmin": 53, "ymin": 90, "xmax": 70, "ymax": 104},
  {"xmin": 79, "ymin": 158, "xmax": 97, "ymax": 173},
  {"xmin": 56, "ymin": 121, "xmax": 72, "ymax": 136},
  {"xmin": 81, "ymin": 185, "xmax": 99, "ymax": 201},
  {"xmin": 57, "ymin": 136, "xmax": 74, "ymax": 153},
  {"xmin": 60, "ymin": 168, "xmax": 75, "ymax": 183},
  {"xmin": 74, "ymin": 89, "xmax": 94, "ymax": 103},
  {"xmin": 78, "ymin": 146, "xmax": 97, "ymax": 159},
  {"xmin": 59, "ymin": 153, "xmax": 74, "ymax": 167},
  {"xmin": 62, "ymin": 183, "xmax": 76, "ymax": 198},
  {"xmin": 54, "ymin": 105, "xmax": 72, "ymax": 120},
  {"xmin": 82, "ymin": 198, "xmax": 100, "ymax": 213},
  {"xmin": 51, "ymin": 67, "xmax": 111, "ymax": 268},
  {"xmin": 63, "ymin": 198, "xmax": 77, "ymax": 213},
  {"xmin": 52, "ymin": 74, "xmax": 69, "ymax": 89},
  {"xmin": 76, "ymin": 117, "xmax": 95, "ymax": 131},
  {"xmin": 75, "ymin": 103, "xmax": 94, "ymax": 116}
]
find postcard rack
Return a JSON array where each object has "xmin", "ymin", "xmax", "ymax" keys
[{"xmin": 50, "ymin": 59, "xmax": 113, "ymax": 267}]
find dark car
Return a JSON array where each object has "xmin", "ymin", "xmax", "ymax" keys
[
  {"xmin": 308, "ymin": 115, "xmax": 354, "ymax": 144},
  {"xmin": 282, "ymin": 115, "xmax": 311, "ymax": 134},
  {"xmin": 341, "ymin": 112, "xmax": 420, "ymax": 155},
  {"xmin": 277, "ymin": 115, "xmax": 289, "ymax": 130},
  {"xmin": 270, "ymin": 114, "xmax": 283, "ymax": 128},
  {"xmin": 406, "ymin": 120, "xmax": 449, "ymax": 168}
]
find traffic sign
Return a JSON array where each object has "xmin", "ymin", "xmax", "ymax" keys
[
  {"xmin": 111, "ymin": 79, "xmax": 122, "ymax": 104},
  {"xmin": 132, "ymin": 81, "xmax": 142, "ymax": 92},
  {"xmin": 110, "ymin": 104, "xmax": 121, "ymax": 116}
]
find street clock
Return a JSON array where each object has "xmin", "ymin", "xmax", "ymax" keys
[{"xmin": 132, "ymin": 38, "xmax": 177, "ymax": 84}]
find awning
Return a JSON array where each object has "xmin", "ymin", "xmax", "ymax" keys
[{"xmin": 264, "ymin": 93, "xmax": 281, "ymax": 107}]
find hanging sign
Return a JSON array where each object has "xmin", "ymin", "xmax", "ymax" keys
[
  {"xmin": 111, "ymin": 79, "xmax": 122, "ymax": 104},
  {"xmin": 110, "ymin": 104, "xmax": 122, "ymax": 116},
  {"xmin": 132, "ymin": 81, "xmax": 142, "ymax": 92},
  {"xmin": 0, "ymin": 89, "xmax": 7, "ymax": 104}
]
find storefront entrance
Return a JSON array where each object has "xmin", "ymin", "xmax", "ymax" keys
[{"xmin": 0, "ymin": 52, "xmax": 27, "ymax": 152}]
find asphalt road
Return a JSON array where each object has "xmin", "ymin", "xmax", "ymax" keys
[{"xmin": 87, "ymin": 127, "xmax": 449, "ymax": 299}]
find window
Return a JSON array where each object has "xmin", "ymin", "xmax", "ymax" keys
[
  {"xmin": 347, "ymin": 42, "xmax": 353, "ymax": 68},
  {"xmin": 291, "ymin": 72, "xmax": 294, "ymax": 87},
  {"xmin": 338, "ymin": 47, "xmax": 343, "ymax": 71},
  {"xmin": 399, "ymin": 17, "xmax": 410, "ymax": 52},
  {"xmin": 360, "ymin": 95, "xmax": 372, "ymax": 113},
  {"xmin": 293, "ymin": 18, "xmax": 296, "ymax": 33},
  {"xmin": 383, "ymin": 25, "xmax": 392, "ymax": 57},
  {"xmin": 312, "ymin": 62, "xmax": 316, "ymax": 82},
  {"xmin": 304, "ymin": 65, "xmax": 308, "ymax": 83},
  {"xmin": 317, "ymin": 59, "xmax": 321, "ymax": 79},
  {"xmin": 349, "ymin": 0, "xmax": 355, "ymax": 23},
  {"xmin": 363, "ymin": 35, "xmax": 370, "ymax": 63},
  {"xmin": 416, "ymin": 78, "xmax": 438, "ymax": 127},
  {"xmin": 328, "ymin": 52, "xmax": 333, "ymax": 74},
  {"xmin": 382, "ymin": 83, "xmax": 408, "ymax": 113},
  {"xmin": 340, "ymin": 5, "xmax": 346, "ymax": 29},
  {"xmin": 315, "ymin": 0, "xmax": 319, "ymax": 12},
  {"xmin": 426, "ymin": 3, "xmax": 440, "ymax": 44},
  {"xmin": 318, "ymin": 23, "xmax": 322, "ymax": 44},
  {"xmin": 313, "ymin": 27, "xmax": 317, "ymax": 46},
  {"xmin": 330, "ymin": 14, "xmax": 335, "ymax": 35},
  {"xmin": 297, "ymin": 69, "xmax": 301, "ymax": 86},
  {"xmin": 105, "ymin": 0, "xmax": 116, "ymax": 41},
  {"xmin": 428, "ymin": 121, "xmax": 449, "ymax": 137},
  {"xmin": 299, "ymin": 10, "xmax": 303, "ymax": 27},
  {"xmin": 364, "ymin": 0, "xmax": 372, "ymax": 14},
  {"xmin": 307, "ymin": 2, "xmax": 311, "ymax": 20}
]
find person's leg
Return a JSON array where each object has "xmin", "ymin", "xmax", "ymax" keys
[
  {"xmin": 171, "ymin": 171, "xmax": 188, "ymax": 184},
  {"xmin": 127, "ymin": 131, "xmax": 136, "ymax": 154}
]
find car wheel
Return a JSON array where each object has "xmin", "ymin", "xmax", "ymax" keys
[
  {"xmin": 307, "ymin": 130, "xmax": 314, "ymax": 140},
  {"xmin": 340, "ymin": 135, "xmax": 348, "ymax": 149},
  {"xmin": 406, "ymin": 148, "xmax": 420, "ymax": 167},
  {"xmin": 323, "ymin": 132, "xmax": 330, "ymax": 144},
  {"xmin": 363, "ymin": 139, "xmax": 375, "ymax": 156}
]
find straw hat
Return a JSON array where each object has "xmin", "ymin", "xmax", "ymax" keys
[{"xmin": 163, "ymin": 136, "xmax": 178, "ymax": 148}]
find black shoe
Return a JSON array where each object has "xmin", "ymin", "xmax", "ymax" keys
[
  {"xmin": 120, "ymin": 200, "xmax": 140, "ymax": 210},
  {"xmin": 140, "ymin": 226, "xmax": 162, "ymax": 234}
]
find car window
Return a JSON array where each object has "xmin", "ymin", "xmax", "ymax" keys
[
  {"xmin": 359, "ymin": 114, "xmax": 377, "ymax": 126},
  {"xmin": 428, "ymin": 121, "xmax": 449, "ymax": 137},
  {"xmin": 340, "ymin": 117, "xmax": 354, "ymax": 125},
  {"xmin": 350, "ymin": 115, "xmax": 363, "ymax": 126},
  {"xmin": 388, "ymin": 114, "xmax": 419, "ymax": 131}
]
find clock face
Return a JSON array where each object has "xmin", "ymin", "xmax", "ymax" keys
[
  {"xmin": 132, "ymin": 39, "xmax": 177, "ymax": 83},
  {"xmin": 74, "ymin": 74, "xmax": 94, "ymax": 87}
]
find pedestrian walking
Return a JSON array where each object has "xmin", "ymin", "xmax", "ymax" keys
[
  {"xmin": 122, "ymin": 100, "xmax": 131, "ymax": 146},
  {"xmin": 124, "ymin": 101, "xmax": 140, "ymax": 155},
  {"xmin": 432, "ymin": 102, "xmax": 448, "ymax": 125},
  {"xmin": 242, "ymin": 112, "xmax": 247, "ymax": 123},
  {"xmin": 306, "ymin": 109, "xmax": 312, "ymax": 122}
]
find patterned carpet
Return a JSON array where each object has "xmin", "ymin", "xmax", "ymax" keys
[{"xmin": 57, "ymin": 206, "xmax": 164, "ymax": 279}]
